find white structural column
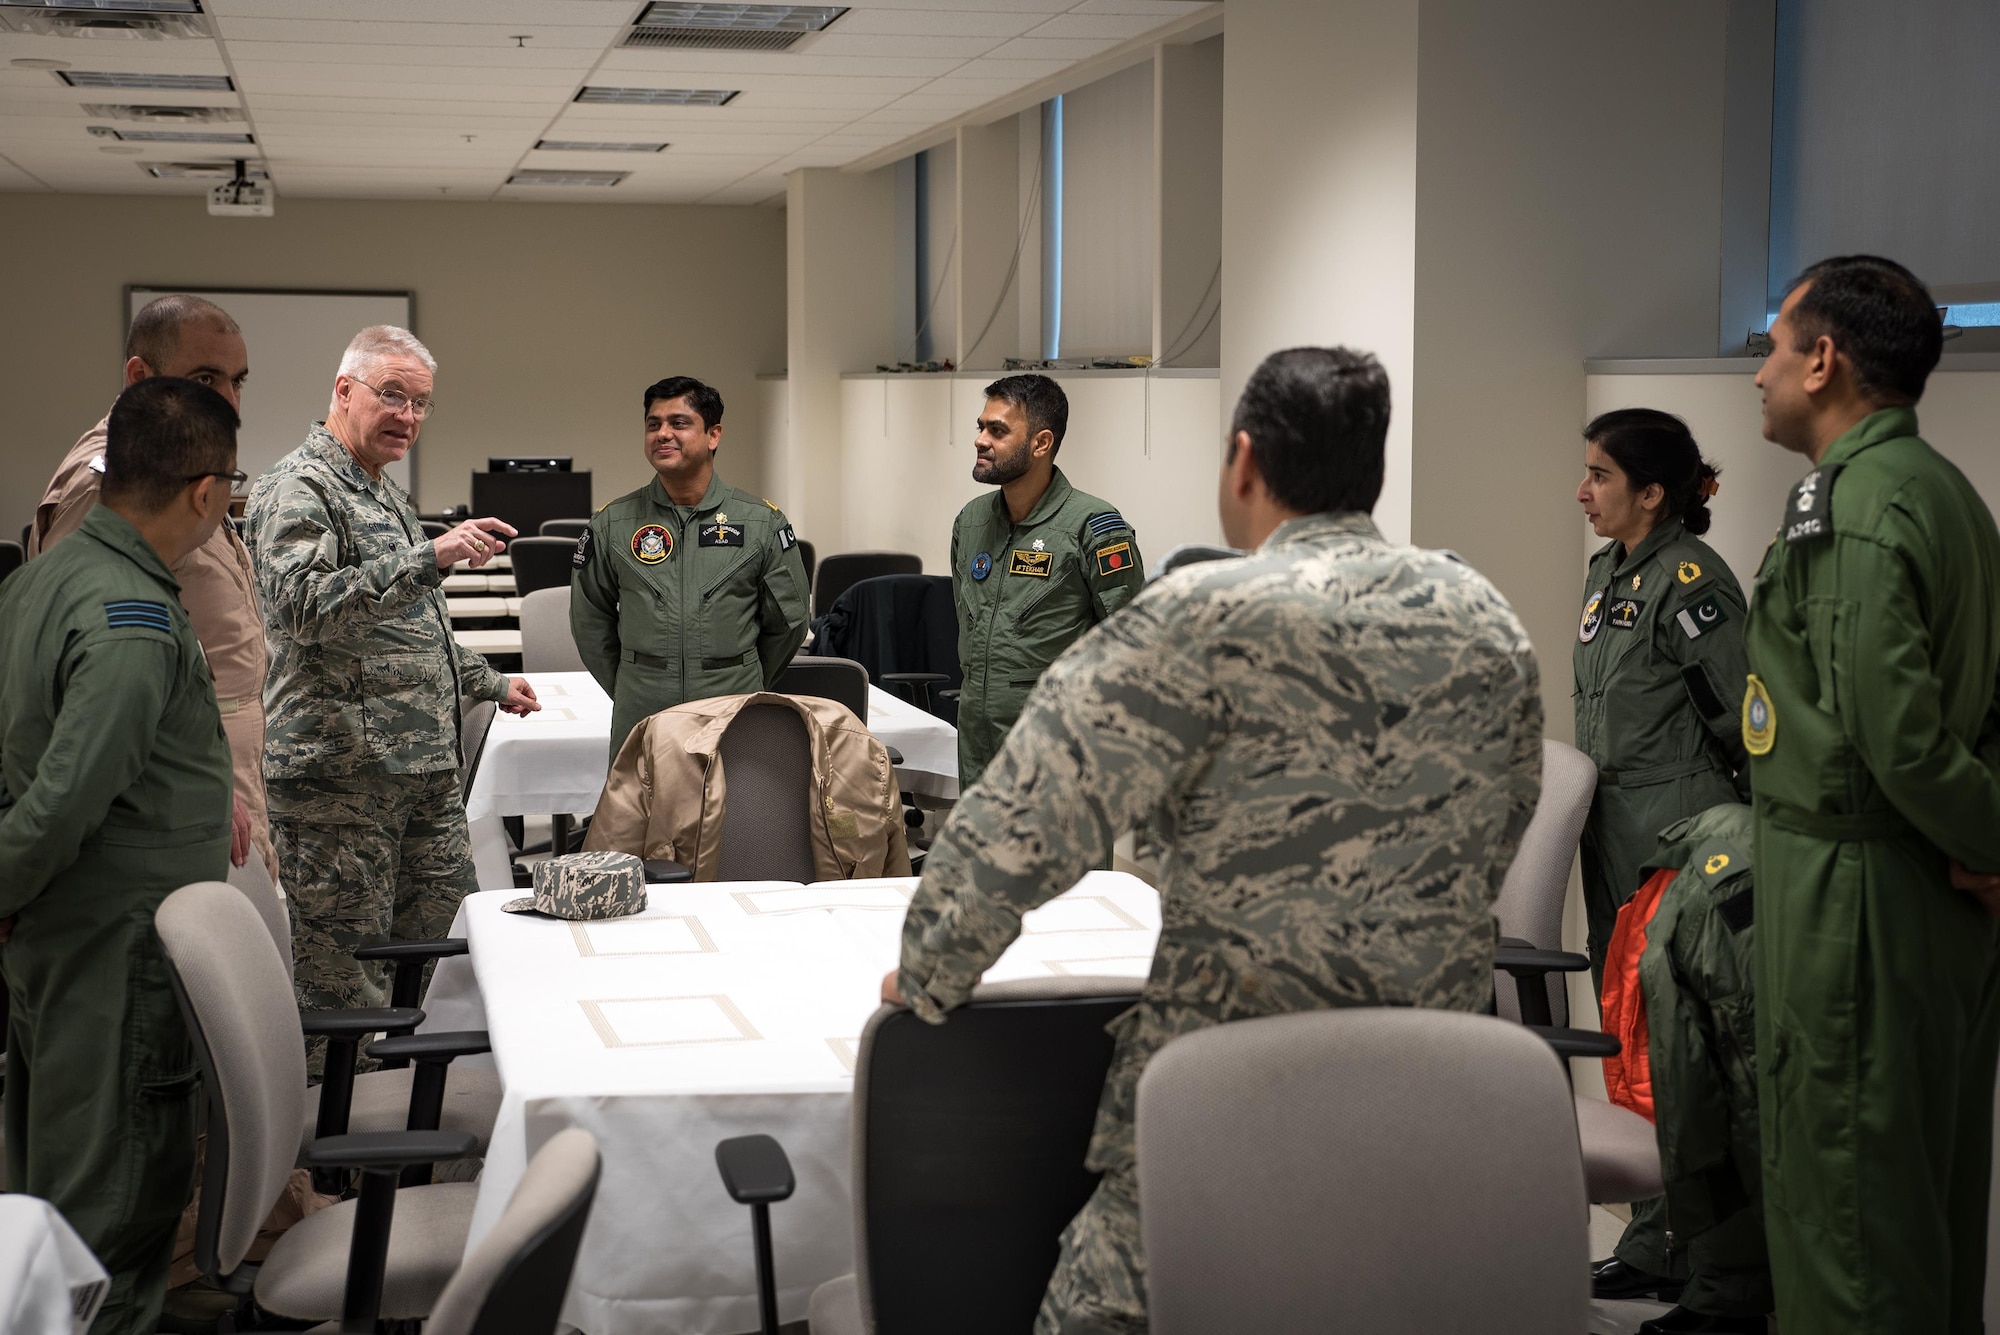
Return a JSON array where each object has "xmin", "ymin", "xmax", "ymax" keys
[
  {"xmin": 785, "ymin": 165, "xmax": 897, "ymax": 551},
  {"xmin": 956, "ymin": 118, "xmax": 1023, "ymax": 370},
  {"xmin": 1220, "ymin": 0, "xmax": 1420, "ymax": 545},
  {"xmin": 1154, "ymin": 35, "xmax": 1223, "ymax": 368}
]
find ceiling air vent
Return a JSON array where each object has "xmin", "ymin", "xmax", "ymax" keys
[
  {"xmin": 535, "ymin": 139, "xmax": 668, "ymax": 153},
  {"xmin": 0, "ymin": 0, "xmax": 211, "ymax": 40},
  {"xmin": 81, "ymin": 102, "xmax": 240, "ymax": 121},
  {"xmin": 622, "ymin": 3, "xmax": 846, "ymax": 52},
  {"xmin": 59, "ymin": 70, "xmax": 232, "ymax": 89},
  {"xmin": 113, "ymin": 128, "xmax": 250, "ymax": 142},
  {"xmin": 574, "ymin": 86, "xmax": 737, "ymax": 106},
  {"xmin": 508, "ymin": 169, "xmax": 628, "ymax": 187},
  {"xmin": 143, "ymin": 159, "xmax": 265, "ymax": 179}
]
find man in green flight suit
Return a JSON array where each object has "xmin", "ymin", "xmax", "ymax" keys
[
  {"xmin": 0, "ymin": 378, "xmax": 239, "ymax": 1335},
  {"xmin": 1747, "ymin": 254, "xmax": 2000, "ymax": 1333},
  {"xmin": 949, "ymin": 374, "xmax": 1143, "ymax": 790},
  {"xmin": 573, "ymin": 376, "xmax": 810, "ymax": 759}
]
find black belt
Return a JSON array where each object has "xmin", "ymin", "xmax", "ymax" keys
[
  {"xmin": 622, "ymin": 648, "xmax": 756, "ymax": 671},
  {"xmin": 1596, "ymin": 757, "xmax": 1720, "ymax": 788},
  {"xmin": 1762, "ymin": 797, "xmax": 1914, "ymax": 843}
]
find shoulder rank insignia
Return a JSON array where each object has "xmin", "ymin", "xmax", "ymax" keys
[
  {"xmin": 571, "ymin": 529, "xmax": 593, "ymax": 568},
  {"xmin": 1783, "ymin": 463, "xmax": 1843, "ymax": 545},
  {"xmin": 1009, "ymin": 549, "xmax": 1053, "ymax": 578},
  {"xmin": 1676, "ymin": 594, "xmax": 1727, "ymax": 640},
  {"xmin": 104, "ymin": 599, "xmax": 173, "ymax": 632},
  {"xmin": 1704, "ymin": 852, "xmax": 1731, "ymax": 876},
  {"xmin": 1085, "ymin": 511, "xmax": 1128, "ymax": 540},
  {"xmin": 632, "ymin": 524, "xmax": 673, "ymax": 564},
  {"xmin": 1677, "ymin": 560, "xmax": 1702, "ymax": 584}
]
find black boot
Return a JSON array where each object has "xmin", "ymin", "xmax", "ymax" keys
[
  {"xmin": 1591, "ymin": 1256, "xmax": 1685, "ymax": 1302},
  {"xmin": 1636, "ymin": 1304, "xmax": 1766, "ymax": 1333}
]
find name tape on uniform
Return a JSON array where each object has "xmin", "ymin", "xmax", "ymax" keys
[
  {"xmin": 698, "ymin": 522, "xmax": 745, "ymax": 548},
  {"xmin": 1607, "ymin": 596, "xmax": 1643, "ymax": 631},
  {"xmin": 1010, "ymin": 549, "xmax": 1053, "ymax": 578}
]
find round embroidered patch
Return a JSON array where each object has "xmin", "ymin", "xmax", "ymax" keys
[
  {"xmin": 632, "ymin": 524, "xmax": 673, "ymax": 564},
  {"xmin": 971, "ymin": 551, "xmax": 993, "ymax": 582},
  {"xmin": 1578, "ymin": 588, "xmax": 1606, "ymax": 643}
]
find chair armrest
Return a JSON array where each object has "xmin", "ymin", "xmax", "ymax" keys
[
  {"xmin": 1526, "ymin": 1026, "xmax": 1622, "ymax": 1061},
  {"xmin": 300, "ymin": 1006, "xmax": 424, "ymax": 1038},
  {"xmin": 353, "ymin": 938, "xmax": 468, "ymax": 963},
  {"xmin": 881, "ymin": 673, "xmax": 948, "ymax": 686},
  {"xmin": 644, "ymin": 859, "xmax": 692, "ymax": 884},
  {"xmin": 715, "ymin": 1134, "xmax": 796, "ymax": 1205},
  {"xmin": 885, "ymin": 745, "xmax": 905, "ymax": 766},
  {"xmin": 366, "ymin": 1030, "xmax": 491, "ymax": 1064},
  {"xmin": 1494, "ymin": 946, "xmax": 1590, "ymax": 977},
  {"xmin": 940, "ymin": 689, "xmax": 959, "ymax": 701},
  {"xmin": 303, "ymin": 1130, "xmax": 479, "ymax": 1170}
]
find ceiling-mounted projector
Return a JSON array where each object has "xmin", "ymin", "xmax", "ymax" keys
[{"xmin": 208, "ymin": 158, "xmax": 271, "ymax": 217}]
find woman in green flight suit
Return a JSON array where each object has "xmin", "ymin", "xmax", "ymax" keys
[{"xmin": 1574, "ymin": 408, "xmax": 1752, "ymax": 1316}]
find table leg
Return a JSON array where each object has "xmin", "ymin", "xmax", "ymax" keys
[{"xmin": 552, "ymin": 813, "xmax": 571, "ymax": 858}]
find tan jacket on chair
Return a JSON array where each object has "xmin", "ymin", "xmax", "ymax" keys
[{"xmin": 584, "ymin": 691, "xmax": 912, "ymax": 881}]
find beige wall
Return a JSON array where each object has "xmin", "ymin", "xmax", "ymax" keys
[{"xmin": 0, "ymin": 192, "xmax": 786, "ymax": 544}]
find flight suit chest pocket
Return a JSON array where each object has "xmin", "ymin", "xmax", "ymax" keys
[
  {"xmin": 359, "ymin": 652, "xmax": 451, "ymax": 761},
  {"xmin": 1802, "ymin": 596, "xmax": 1850, "ymax": 713},
  {"xmin": 700, "ymin": 550, "xmax": 759, "ymax": 660},
  {"xmin": 1014, "ymin": 555, "xmax": 1082, "ymax": 631}
]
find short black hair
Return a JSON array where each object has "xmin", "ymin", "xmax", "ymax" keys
[
  {"xmin": 125, "ymin": 294, "xmax": 239, "ymax": 371},
  {"xmin": 102, "ymin": 376, "xmax": 240, "ymax": 514},
  {"xmin": 983, "ymin": 374, "xmax": 1069, "ymax": 454},
  {"xmin": 1229, "ymin": 347, "xmax": 1389, "ymax": 515},
  {"xmin": 643, "ymin": 376, "xmax": 724, "ymax": 430},
  {"xmin": 1784, "ymin": 254, "xmax": 1943, "ymax": 405},
  {"xmin": 1584, "ymin": 408, "xmax": 1719, "ymax": 537}
]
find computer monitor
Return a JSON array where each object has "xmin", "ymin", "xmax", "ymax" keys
[
  {"xmin": 488, "ymin": 457, "xmax": 572, "ymax": 473},
  {"xmin": 471, "ymin": 470, "xmax": 592, "ymax": 540}
]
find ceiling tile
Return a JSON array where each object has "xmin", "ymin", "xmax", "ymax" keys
[
  {"xmin": 1023, "ymin": 13, "xmax": 1169, "ymax": 40},
  {"xmin": 208, "ymin": 0, "xmax": 638, "ymax": 23},
  {"xmin": 1067, "ymin": 0, "xmax": 1212, "ymax": 13},
  {"xmin": 210, "ymin": 17, "xmax": 620, "ymax": 47},
  {"xmin": 828, "ymin": 9, "xmax": 1043, "ymax": 38},
  {"xmin": 981, "ymin": 36, "xmax": 1122, "ymax": 61}
]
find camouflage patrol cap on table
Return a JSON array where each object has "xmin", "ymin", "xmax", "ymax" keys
[{"xmin": 502, "ymin": 850, "xmax": 647, "ymax": 920}]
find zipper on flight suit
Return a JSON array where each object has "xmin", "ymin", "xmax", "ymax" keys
[{"xmin": 977, "ymin": 519, "xmax": 1021, "ymax": 706}]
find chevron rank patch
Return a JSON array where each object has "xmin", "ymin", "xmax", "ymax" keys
[
  {"xmin": 1085, "ymin": 511, "xmax": 1128, "ymax": 540},
  {"xmin": 104, "ymin": 599, "xmax": 173, "ymax": 632}
]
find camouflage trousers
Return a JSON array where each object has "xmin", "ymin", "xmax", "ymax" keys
[
  {"xmin": 1036, "ymin": 1167, "xmax": 1148, "ymax": 1335},
  {"xmin": 269, "ymin": 769, "xmax": 479, "ymax": 1078}
]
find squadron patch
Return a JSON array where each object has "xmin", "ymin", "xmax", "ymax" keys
[
  {"xmin": 1676, "ymin": 595, "xmax": 1728, "ymax": 640},
  {"xmin": 1010, "ymin": 549, "xmax": 1053, "ymax": 578},
  {"xmin": 571, "ymin": 529, "xmax": 593, "ymax": 568},
  {"xmin": 1608, "ymin": 597, "xmax": 1644, "ymax": 631},
  {"xmin": 970, "ymin": 551, "xmax": 993, "ymax": 581},
  {"xmin": 698, "ymin": 521, "xmax": 744, "ymax": 548},
  {"xmin": 1096, "ymin": 541, "xmax": 1134, "ymax": 577},
  {"xmin": 632, "ymin": 524, "xmax": 673, "ymax": 564},
  {"xmin": 1743, "ymin": 673, "xmax": 1776, "ymax": 756},
  {"xmin": 1578, "ymin": 589, "xmax": 1607, "ymax": 643}
]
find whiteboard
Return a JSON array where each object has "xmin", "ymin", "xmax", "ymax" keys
[{"xmin": 126, "ymin": 286, "xmax": 416, "ymax": 500}]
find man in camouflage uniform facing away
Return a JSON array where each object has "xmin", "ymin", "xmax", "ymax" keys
[
  {"xmin": 247, "ymin": 326, "xmax": 540, "ymax": 1072},
  {"xmin": 887, "ymin": 347, "xmax": 1546, "ymax": 1334}
]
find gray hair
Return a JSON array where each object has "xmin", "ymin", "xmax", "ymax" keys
[{"xmin": 337, "ymin": 324, "xmax": 436, "ymax": 382}]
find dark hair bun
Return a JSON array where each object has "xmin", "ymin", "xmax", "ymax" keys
[{"xmin": 1584, "ymin": 408, "xmax": 1714, "ymax": 535}]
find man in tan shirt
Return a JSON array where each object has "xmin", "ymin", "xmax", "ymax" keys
[{"xmin": 29, "ymin": 294, "xmax": 270, "ymax": 873}]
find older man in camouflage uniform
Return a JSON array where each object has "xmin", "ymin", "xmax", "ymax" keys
[
  {"xmin": 247, "ymin": 326, "xmax": 538, "ymax": 1070},
  {"xmin": 890, "ymin": 347, "xmax": 1545, "ymax": 1334}
]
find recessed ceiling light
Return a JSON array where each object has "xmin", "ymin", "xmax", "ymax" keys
[
  {"xmin": 59, "ymin": 69, "xmax": 231, "ymax": 89},
  {"xmin": 574, "ymin": 86, "xmax": 736, "ymax": 106},
  {"xmin": 143, "ymin": 159, "xmax": 264, "ymax": 179},
  {"xmin": 0, "ymin": 1, "xmax": 202, "ymax": 10},
  {"xmin": 9, "ymin": 56, "xmax": 70, "ymax": 68},
  {"xmin": 99, "ymin": 144, "xmax": 144, "ymax": 154},
  {"xmin": 113, "ymin": 128, "xmax": 251, "ymax": 142},
  {"xmin": 508, "ymin": 169, "xmax": 628, "ymax": 187},
  {"xmin": 81, "ymin": 102, "xmax": 240, "ymax": 121},
  {"xmin": 535, "ymin": 139, "xmax": 668, "ymax": 153},
  {"xmin": 625, "ymin": 3, "xmax": 845, "ymax": 51}
]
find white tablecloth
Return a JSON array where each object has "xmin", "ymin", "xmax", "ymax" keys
[
  {"xmin": 420, "ymin": 871, "xmax": 1159, "ymax": 1335},
  {"xmin": 465, "ymin": 672, "xmax": 959, "ymax": 888},
  {"xmin": 0, "ymin": 1197, "xmax": 108, "ymax": 1335}
]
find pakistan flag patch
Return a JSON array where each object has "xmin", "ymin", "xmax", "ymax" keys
[{"xmin": 1676, "ymin": 595, "xmax": 1729, "ymax": 641}]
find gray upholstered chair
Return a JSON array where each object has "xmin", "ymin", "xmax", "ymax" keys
[
  {"xmin": 1493, "ymin": 738, "xmax": 1597, "ymax": 1025},
  {"xmin": 519, "ymin": 586, "xmax": 586, "ymax": 673},
  {"xmin": 812, "ymin": 550, "xmax": 921, "ymax": 619},
  {"xmin": 155, "ymin": 881, "xmax": 483, "ymax": 1328},
  {"xmin": 778, "ymin": 655, "xmax": 871, "ymax": 723},
  {"xmin": 715, "ymin": 703, "xmax": 818, "ymax": 883},
  {"xmin": 461, "ymin": 695, "xmax": 498, "ymax": 799},
  {"xmin": 807, "ymin": 976, "xmax": 1140, "ymax": 1335},
  {"xmin": 423, "ymin": 1128, "xmax": 601, "ymax": 1335},
  {"xmin": 1137, "ymin": 1008, "xmax": 1590, "ymax": 1334},
  {"xmin": 538, "ymin": 518, "xmax": 591, "ymax": 540},
  {"xmin": 508, "ymin": 536, "xmax": 577, "ymax": 598}
]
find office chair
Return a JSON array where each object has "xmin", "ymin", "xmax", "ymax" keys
[
  {"xmin": 1493, "ymin": 739, "xmax": 1598, "ymax": 1024},
  {"xmin": 714, "ymin": 703, "xmax": 818, "ymax": 883},
  {"xmin": 507, "ymin": 536, "xmax": 576, "ymax": 597},
  {"xmin": 778, "ymin": 655, "xmax": 870, "ymax": 723},
  {"xmin": 539, "ymin": 518, "xmax": 592, "ymax": 540},
  {"xmin": 813, "ymin": 551, "xmax": 921, "ymax": 619},
  {"xmin": 803, "ymin": 977, "xmax": 1138, "ymax": 1335},
  {"xmin": 519, "ymin": 587, "xmax": 587, "ymax": 672},
  {"xmin": 813, "ymin": 575, "xmax": 960, "ymax": 721},
  {"xmin": 1137, "ymin": 1009, "xmax": 1589, "ymax": 1334},
  {"xmin": 0, "ymin": 540, "xmax": 22, "ymax": 584},
  {"xmin": 421, "ymin": 520, "xmax": 450, "ymax": 541},
  {"xmin": 797, "ymin": 538, "xmax": 817, "ymax": 588}
]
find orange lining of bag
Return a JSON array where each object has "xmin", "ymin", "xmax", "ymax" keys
[{"xmin": 1600, "ymin": 866, "xmax": 1676, "ymax": 1123}]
